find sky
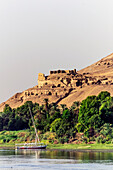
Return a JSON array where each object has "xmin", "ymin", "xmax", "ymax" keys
[{"xmin": 0, "ymin": 0, "xmax": 113, "ymax": 103}]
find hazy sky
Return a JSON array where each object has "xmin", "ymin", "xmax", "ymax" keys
[{"xmin": 0, "ymin": 0, "xmax": 113, "ymax": 103}]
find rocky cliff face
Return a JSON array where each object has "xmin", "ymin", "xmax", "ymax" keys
[{"xmin": 1, "ymin": 53, "xmax": 113, "ymax": 111}]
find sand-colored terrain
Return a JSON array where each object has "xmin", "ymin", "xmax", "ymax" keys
[{"xmin": 1, "ymin": 53, "xmax": 113, "ymax": 111}]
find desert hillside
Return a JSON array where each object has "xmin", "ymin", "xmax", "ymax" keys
[{"xmin": 1, "ymin": 53, "xmax": 113, "ymax": 111}]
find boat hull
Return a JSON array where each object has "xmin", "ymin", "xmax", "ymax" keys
[{"xmin": 16, "ymin": 145, "xmax": 47, "ymax": 150}]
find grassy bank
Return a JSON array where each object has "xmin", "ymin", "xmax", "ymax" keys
[
  {"xmin": 0, "ymin": 143, "xmax": 113, "ymax": 150},
  {"xmin": 0, "ymin": 130, "xmax": 113, "ymax": 150},
  {"xmin": 47, "ymin": 143, "xmax": 113, "ymax": 150}
]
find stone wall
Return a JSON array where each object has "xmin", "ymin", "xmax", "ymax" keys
[{"xmin": 50, "ymin": 69, "xmax": 76, "ymax": 75}]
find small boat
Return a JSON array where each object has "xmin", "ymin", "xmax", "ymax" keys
[
  {"xmin": 15, "ymin": 106, "xmax": 47, "ymax": 150},
  {"xmin": 15, "ymin": 143, "xmax": 47, "ymax": 150}
]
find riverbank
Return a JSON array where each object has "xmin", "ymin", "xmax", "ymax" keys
[
  {"xmin": 47, "ymin": 143, "xmax": 113, "ymax": 150},
  {"xmin": 1, "ymin": 143, "xmax": 113, "ymax": 151},
  {"xmin": 0, "ymin": 130, "xmax": 113, "ymax": 150}
]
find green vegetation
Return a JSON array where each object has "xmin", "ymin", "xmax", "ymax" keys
[
  {"xmin": 47, "ymin": 143, "xmax": 113, "ymax": 150},
  {"xmin": 1, "ymin": 91, "xmax": 113, "ymax": 147},
  {"xmin": 0, "ymin": 130, "xmax": 36, "ymax": 144}
]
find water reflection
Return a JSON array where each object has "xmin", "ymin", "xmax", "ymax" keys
[
  {"xmin": 14, "ymin": 149, "xmax": 113, "ymax": 163},
  {"xmin": 0, "ymin": 149, "xmax": 113, "ymax": 169}
]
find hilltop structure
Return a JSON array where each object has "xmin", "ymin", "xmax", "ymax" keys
[{"xmin": 38, "ymin": 69, "xmax": 76, "ymax": 88}]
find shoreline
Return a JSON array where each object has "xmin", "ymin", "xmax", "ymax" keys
[
  {"xmin": 47, "ymin": 148, "xmax": 113, "ymax": 152},
  {"xmin": 0, "ymin": 143, "xmax": 113, "ymax": 151}
]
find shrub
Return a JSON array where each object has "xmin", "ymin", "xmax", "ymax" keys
[
  {"xmin": 96, "ymin": 136, "xmax": 103, "ymax": 143},
  {"xmin": 58, "ymin": 137, "xmax": 64, "ymax": 144}
]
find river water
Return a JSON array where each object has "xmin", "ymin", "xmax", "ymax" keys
[{"xmin": 0, "ymin": 149, "xmax": 113, "ymax": 169}]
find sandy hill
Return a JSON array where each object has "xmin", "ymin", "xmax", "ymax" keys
[{"xmin": 1, "ymin": 53, "xmax": 113, "ymax": 111}]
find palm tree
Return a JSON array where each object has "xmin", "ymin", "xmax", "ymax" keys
[{"xmin": 60, "ymin": 104, "xmax": 67, "ymax": 114}]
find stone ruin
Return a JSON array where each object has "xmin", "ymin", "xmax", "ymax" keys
[
  {"xmin": 37, "ymin": 68, "xmax": 113, "ymax": 91},
  {"xmin": 38, "ymin": 69, "xmax": 76, "ymax": 88}
]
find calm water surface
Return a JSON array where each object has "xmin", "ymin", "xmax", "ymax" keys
[{"xmin": 0, "ymin": 149, "xmax": 113, "ymax": 169}]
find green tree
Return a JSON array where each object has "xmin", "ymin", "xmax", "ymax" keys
[
  {"xmin": 78, "ymin": 95, "xmax": 101, "ymax": 132},
  {"xmin": 97, "ymin": 91, "xmax": 110, "ymax": 101},
  {"xmin": 3, "ymin": 104, "xmax": 12, "ymax": 114},
  {"xmin": 99, "ymin": 96, "xmax": 113, "ymax": 124}
]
